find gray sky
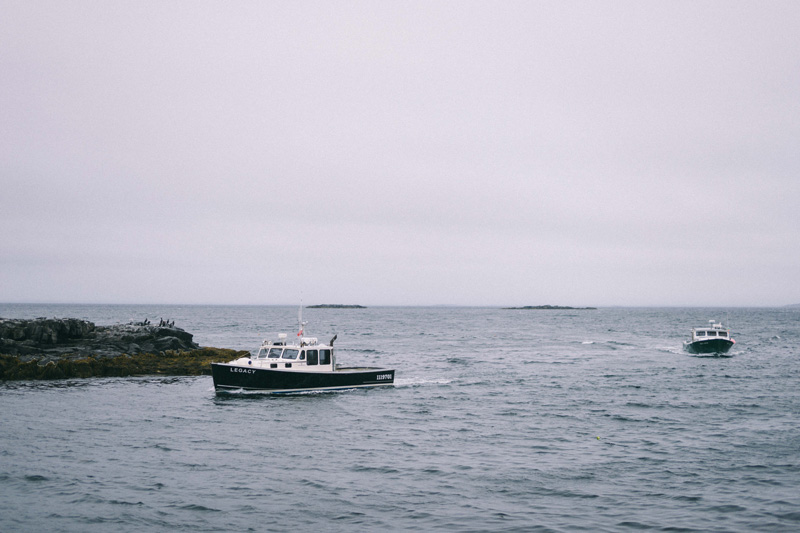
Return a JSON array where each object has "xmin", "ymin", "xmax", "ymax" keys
[{"xmin": 2, "ymin": 1, "xmax": 799, "ymax": 307}]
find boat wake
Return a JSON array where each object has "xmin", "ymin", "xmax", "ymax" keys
[
  {"xmin": 394, "ymin": 377, "xmax": 452, "ymax": 387},
  {"xmin": 212, "ymin": 387, "xmax": 363, "ymax": 397}
]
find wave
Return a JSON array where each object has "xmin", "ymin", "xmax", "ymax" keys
[{"xmin": 394, "ymin": 377, "xmax": 453, "ymax": 387}]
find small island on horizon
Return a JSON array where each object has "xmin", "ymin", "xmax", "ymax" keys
[
  {"xmin": 502, "ymin": 305, "xmax": 597, "ymax": 310},
  {"xmin": 307, "ymin": 304, "xmax": 367, "ymax": 309}
]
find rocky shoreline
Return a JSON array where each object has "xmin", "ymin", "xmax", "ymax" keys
[{"xmin": 0, "ymin": 317, "xmax": 248, "ymax": 381}]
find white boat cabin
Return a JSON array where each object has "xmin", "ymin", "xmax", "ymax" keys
[
  {"xmin": 230, "ymin": 333, "xmax": 336, "ymax": 372},
  {"xmin": 690, "ymin": 320, "xmax": 731, "ymax": 342}
]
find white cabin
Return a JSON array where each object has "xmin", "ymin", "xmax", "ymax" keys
[
  {"xmin": 690, "ymin": 320, "xmax": 731, "ymax": 342},
  {"xmin": 228, "ymin": 334, "xmax": 336, "ymax": 373}
]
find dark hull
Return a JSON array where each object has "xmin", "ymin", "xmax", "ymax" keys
[
  {"xmin": 684, "ymin": 339, "xmax": 735, "ymax": 354},
  {"xmin": 211, "ymin": 363, "xmax": 394, "ymax": 393}
]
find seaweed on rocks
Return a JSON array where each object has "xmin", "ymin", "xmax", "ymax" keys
[{"xmin": 0, "ymin": 348, "xmax": 249, "ymax": 381}]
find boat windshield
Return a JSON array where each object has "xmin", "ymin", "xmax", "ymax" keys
[
  {"xmin": 282, "ymin": 349, "xmax": 299, "ymax": 360},
  {"xmin": 267, "ymin": 347, "xmax": 283, "ymax": 358}
]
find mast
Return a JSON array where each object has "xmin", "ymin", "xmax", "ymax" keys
[{"xmin": 297, "ymin": 304, "xmax": 307, "ymax": 339}]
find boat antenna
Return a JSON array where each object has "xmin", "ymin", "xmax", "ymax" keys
[{"xmin": 297, "ymin": 304, "xmax": 307, "ymax": 338}]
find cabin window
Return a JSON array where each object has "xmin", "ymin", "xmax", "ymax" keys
[
  {"xmin": 257, "ymin": 349, "xmax": 268, "ymax": 359},
  {"xmin": 707, "ymin": 331, "xmax": 717, "ymax": 337},
  {"xmin": 696, "ymin": 331, "xmax": 706, "ymax": 337},
  {"xmin": 718, "ymin": 331, "xmax": 727, "ymax": 337},
  {"xmin": 307, "ymin": 350, "xmax": 319, "ymax": 365},
  {"xmin": 268, "ymin": 348, "xmax": 282, "ymax": 358},
  {"xmin": 282, "ymin": 349, "xmax": 299, "ymax": 360},
  {"xmin": 270, "ymin": 363, "xmax": 277, "ymax": 368},
  {"xmin": 320, "ymin": 349, "xmax": 331, "ymax": 365},
  {"xmin": 299, "ymin": 351, "xmax": 305, "ymax": 360}
]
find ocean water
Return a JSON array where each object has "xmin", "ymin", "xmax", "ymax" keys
[{"xmin": 1, "ymin": 304, "xmax": 799, "ymax": 532}]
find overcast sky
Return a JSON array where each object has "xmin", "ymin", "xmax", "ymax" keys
[{"xmin": 2, "ymin": 1, "xmax": 799, "ymax": 307}]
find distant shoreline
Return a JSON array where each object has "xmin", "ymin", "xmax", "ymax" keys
[
  {"xmin": 502, "ymin": 305, "xmax": 597, "ymax": 310},
  {"xmin": 306, "ymin": 304, "xmax": 366, "ymax": 309}
]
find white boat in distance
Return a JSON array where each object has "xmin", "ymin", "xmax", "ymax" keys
[{"xmin": 683, "ymin": 320, "xmax": 736, "ymax": 354}]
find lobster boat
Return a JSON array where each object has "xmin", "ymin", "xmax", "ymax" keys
[
  {"xmin": 211, "ymin": 311, "xmax": 395, "ymax": 393},
  {"xmin": 683, "ymin": 320, "xmax": 736, "ymax": 354}
]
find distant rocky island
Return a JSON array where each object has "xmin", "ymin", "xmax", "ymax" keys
[
  {"xmin": 0, "ymin": 317, "xmax": 247, "ymax": 381},
  {"xmin": 307, "ymin": 304, "xmax": 366, "ymax": 309},
  {"xmin": 502, "ymin": 305, "xmax": 597, "ymax": 310}
]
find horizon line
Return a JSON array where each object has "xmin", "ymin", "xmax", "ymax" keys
[{"xmin": 2, "ymin": 302, "xmax": 799, "ymax": 309}]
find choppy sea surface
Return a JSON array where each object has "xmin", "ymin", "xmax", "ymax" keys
[{"xmin": 1, "ymin": 304, "xmax": 799, "ymax": 532}]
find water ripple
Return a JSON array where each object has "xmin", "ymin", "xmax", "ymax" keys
[{"xmin": 2, "ymin": 306, "xmax": 799, "ymax": 531}]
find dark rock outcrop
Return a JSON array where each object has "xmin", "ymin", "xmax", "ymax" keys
[{"xmin": 0, "ymin": 317, "xmax": 200, "ymax": 361}]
